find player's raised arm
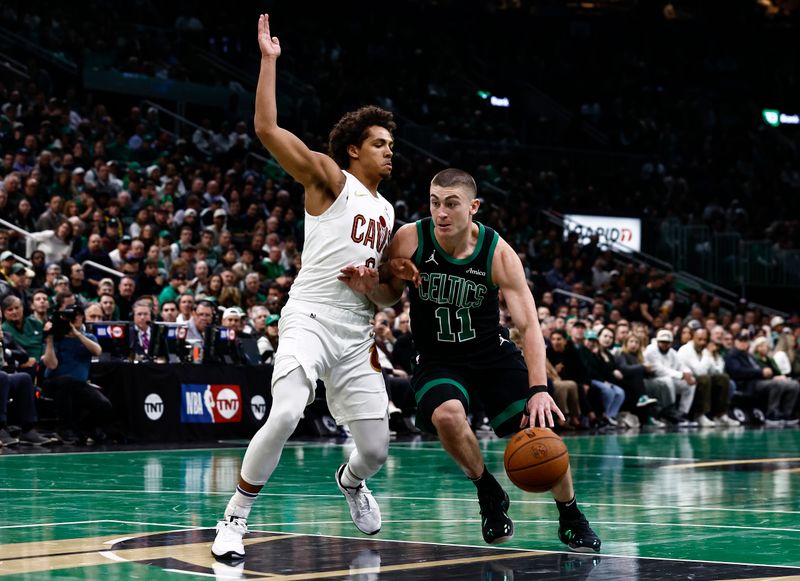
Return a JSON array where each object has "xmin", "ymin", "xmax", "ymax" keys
[
  {"xmin": 253, "ymin": 14, "xmax": 343, "ymax": 196},
  {"xmin": 491, "ymin": 238, "xmax": 564, "ymax": 428}
]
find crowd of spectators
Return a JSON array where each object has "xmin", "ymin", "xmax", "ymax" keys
[{"xmin": 0, "ymin": 1, "xmax": 799, "ymax": 445}]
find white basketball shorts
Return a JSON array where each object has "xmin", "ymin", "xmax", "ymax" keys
[{"xmin": 271, "ymin": 298, "xmax": 388, "ymax": 425}]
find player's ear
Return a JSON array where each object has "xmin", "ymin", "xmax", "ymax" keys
[
  {"xmin": 470, "ymin": 197, "xmax": 481, "ymax": 215},
  {"xmin": 347, "ymin": 144, "xmax": 359, "ymax": 160}
]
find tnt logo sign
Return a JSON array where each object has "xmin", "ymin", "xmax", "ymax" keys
[
  {"xmin": 181, "ymin": 384, "xmax": 242, "ymax": 423},
  {"xmin": 143, "ymin": 393, "xmax": 164, "ymax": 421},
  {"xmin": 251, "ymin": 395, "xmax": 267, "ymax": 421}
]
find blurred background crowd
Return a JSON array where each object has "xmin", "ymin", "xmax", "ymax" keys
[{"xmin": 0, "ymin": 0, "xmax": 798, "ymax": 444}]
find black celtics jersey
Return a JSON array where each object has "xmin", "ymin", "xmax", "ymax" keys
[{"xmin": 409, "ymin": 218, "xmax": 515, "ymax": 365}]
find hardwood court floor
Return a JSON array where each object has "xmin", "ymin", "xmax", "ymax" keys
[{"xmin": 1, "ymin": 427, "xmax": 799, "ymax": 579}]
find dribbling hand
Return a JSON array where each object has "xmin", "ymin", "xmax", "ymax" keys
[
  {"xmin": 338, "ymin": 265, "xmax": 379, "ymax": 294},
  {"xmin": 521, "ymin": 392, "xmax": 566, "ymax": 429},
  {"xmin": 258, "ymin": 14, "xmax": 281, "ymax": 59}
]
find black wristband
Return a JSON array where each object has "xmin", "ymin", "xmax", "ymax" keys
[{"xmin": 530, "ymin": 385, "xmax": 548, "ymax": 395}]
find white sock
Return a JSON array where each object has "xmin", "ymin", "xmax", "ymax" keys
[
  {"xmin": 224, "ymin": 485, "xmax": 260, "ymax": 520},
  {"xmin": 339, "ymin": 464, "xmax": 363, "ymax": 489}
]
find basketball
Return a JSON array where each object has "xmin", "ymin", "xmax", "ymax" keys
[{"xmin": 504, "ymin": 428, "xmax": 570, "ymax": 493}]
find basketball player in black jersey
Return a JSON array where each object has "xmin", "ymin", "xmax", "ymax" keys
[{"xmin": 343, "ymin": 168, "xmax": 601, "ymax": 551}]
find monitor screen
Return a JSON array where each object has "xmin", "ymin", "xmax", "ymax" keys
[
  {"xmin": 86, "ymin": 321, "xmax": 131, "ymax": 362},
  {"xmin": 207, "ymin": 325, "xmax": 241, "ymax": 364},
  {"xmin": 153, "ymin": 322, "xmax": 188, "ymax": 362}
]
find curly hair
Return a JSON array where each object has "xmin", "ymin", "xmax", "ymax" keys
[{"xmin": 328, "ymin": 106, "xmax": 396, "ymax": 169}]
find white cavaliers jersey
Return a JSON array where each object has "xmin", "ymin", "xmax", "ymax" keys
[{"xmin": 288, "ymin": 170, "xmax": 395, "ymax": 317}]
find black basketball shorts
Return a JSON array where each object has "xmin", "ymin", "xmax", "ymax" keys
[{"xmin": 411, "ymin": 352, "xmax": 534, "ymax": 438}]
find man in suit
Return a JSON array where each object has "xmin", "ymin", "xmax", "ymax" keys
[{"xmin": 129, "ymin": 299, "xmax": 167, "ymax": 361}]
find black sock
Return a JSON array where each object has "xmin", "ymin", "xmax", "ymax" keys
[
  {"xmin": 469, "ymin": 466, "xmax": 502, "ymax": 496},
  {"xmin": 556, "ymin": 496, "xmax": 581, "ymax": 521}
]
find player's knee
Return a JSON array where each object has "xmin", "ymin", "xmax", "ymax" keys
[
  {"xmin": 364, "ymin": 440, "xmax": 389, "ymax": 468},
  {"xmin": 431, "ymin": 399, "xmax": 467, "ymax": 433},
  {"xmin": 354, "ymin": 431, "xmax": 389, "ymax": 469},
  {"xmin": 270, "ymin": 407, "xmax": 303, "ymax": 436}
]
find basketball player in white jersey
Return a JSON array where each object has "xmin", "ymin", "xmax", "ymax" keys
[{"xmin": 212, "ymin": 14, "xmax": 401, "ymax": 560}]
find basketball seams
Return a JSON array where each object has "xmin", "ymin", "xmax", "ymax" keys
[
  {"xmin": 506, "ymin": 450, "xmax": 568, "ymax": 474},
  {"xmin": 503, "ymin": 428, "xmax": 570, "ymax": 493}
]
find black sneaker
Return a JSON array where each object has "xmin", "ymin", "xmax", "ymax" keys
[
  {"xmin": 19, "ymin": 429, "xmax": 54, "ymax": 446},
  {"xmin": 559, "ymin": 514, "xmax": 602, "ymax": 553},
  {"xmin": 0, "ymin": 428, "xmax": 19, "ymax": 447},
  {"xmin": 478, "ymin": 488, "xmax": 514, "ymax": 544}
]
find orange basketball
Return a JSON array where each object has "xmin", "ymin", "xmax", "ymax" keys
[{"xmin": 504, "ymin": 428, "xmax": 569, "ymax": 493}]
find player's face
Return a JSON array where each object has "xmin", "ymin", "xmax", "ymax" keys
[
  {"xmin": 353, "ymin": 126, "xmax": 393, "ymax": 179},
  {"xmin": 429, "ymin": 186, "xmax": 479, "ymax": 239}
]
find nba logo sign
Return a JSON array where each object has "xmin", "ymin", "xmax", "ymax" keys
[{"xmin": 181, "ymin": 384, "xmax": 242, "ymax": 423}]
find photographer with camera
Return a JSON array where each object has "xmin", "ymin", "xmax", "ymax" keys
[{"xmin": 41, "ymin": 302, "xmax": 110, "ymax": 445}]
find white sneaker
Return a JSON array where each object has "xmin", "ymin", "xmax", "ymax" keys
[
  {"xmin": 212, "ymin": 560, "xmax": 245, "ymax": 579},
  {"xmin": 696, "ymin": 414, "xmax": 717, "ymax": 428},
  {"xmin": 336, "ymin": 464, "xmax": 381, "ymax": 535},
  {"xmin": 717, "ymin": 414, "xmax": 741, "ymax": 427},
  {"xmin": 211, "ymin": 516, "xmax": 247, "ymax": 560}
]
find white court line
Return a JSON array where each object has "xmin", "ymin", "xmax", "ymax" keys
[
  {"xmin": 2, "ymin": 488, "xmax": 799, "ymax": 517},
  {"xmin": 245, "ymin": 518, "xmax": 800, "ymax": 535},
  {"xmin": 163, "ymin": 570, "xmax": 217, "ymax": 578},
  {"xmin": 0, "ymin": 446, "xmax": 246, "ymax": 459},
  {"xmin": 240, "ymin": 526, "xmax": 800, "ymax": 571},
  {"xmin": 0, "ymin": 519, "xmax": 113, "ymax": 529},
  {"xmin": 103, "ymin": 519, "xmax": 198, "ymax": 530},
  {"xmin": 8, "ymin": 517, "xmax": 797, "ymax": 536},
  {"xmin": 8, "ymin": 519, "xmax": 800, "ymax": 571},
  {"xmin": 2, "ymin": 440, "xmax": 797, "ymax": 465},
  {"xmin": 103, "ymin": 521, "xmax": 800, "ymax": 570}
]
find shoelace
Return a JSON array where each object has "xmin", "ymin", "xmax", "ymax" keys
[
  {"xmin": 353, "ymin": 485, "xmax": 373, "ymax": 514},
  {"xmin": 342, "ymin": 480, "xmax": 373, "ymax": 515}
]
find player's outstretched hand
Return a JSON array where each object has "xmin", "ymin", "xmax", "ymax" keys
[
  {"xmin": 389, "ymin": 258, "xmax": 421, "ymax": 287},
  {"xmin": 258, "ymin": 14, "xmax": 281, "ymax": 59},
  {"xmin": 521, "ymin": 392, "xmax": 566, "ymax": 429},
  {"xmin": 338, "ymin": 265, "xmax": 379, "ymax": 294}
]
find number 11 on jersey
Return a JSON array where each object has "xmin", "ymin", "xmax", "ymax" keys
[{"xmin": 434, "ymin": 306, "xmax": 476, "ymax": 342}]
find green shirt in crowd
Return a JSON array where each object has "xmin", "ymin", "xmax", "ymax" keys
[{"xmin": 3, "ymin": 316, "xmax": 45, "ymax": 360}]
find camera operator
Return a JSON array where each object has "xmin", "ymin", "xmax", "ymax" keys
[{"xmin": 41, "ymin": 303, "xmax": 110, "ymax": 444}]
